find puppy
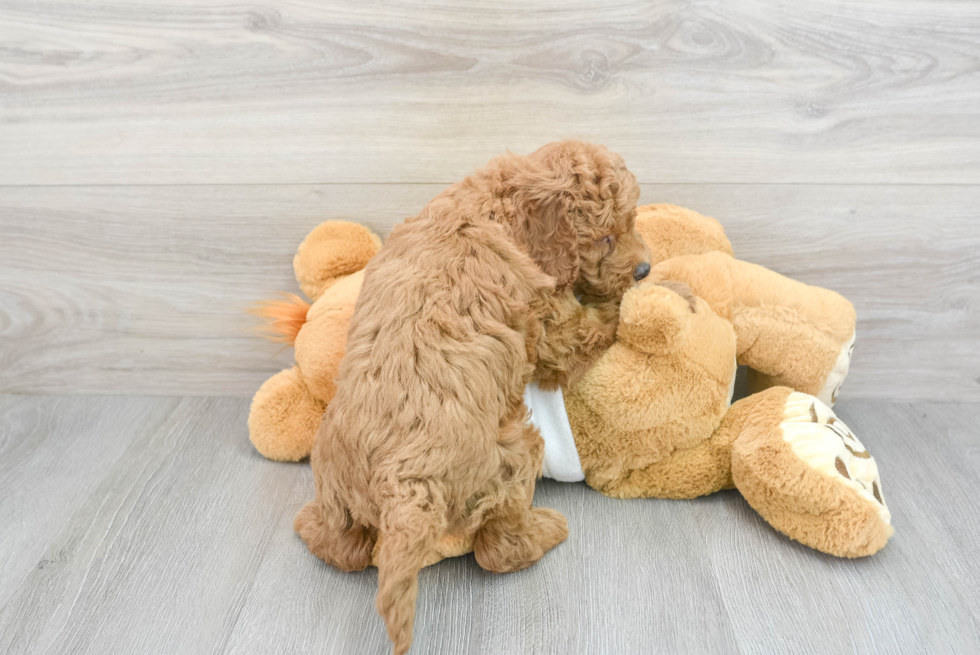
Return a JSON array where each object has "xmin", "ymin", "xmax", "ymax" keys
[{"xmin": 295, "ymin": 140, "xmax": 650, "ymax": 654}]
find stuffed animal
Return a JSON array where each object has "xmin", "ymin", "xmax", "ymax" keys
[
  {"xmin": 248, "ymin": 221, "xmax": 382, "ymax": 462},
  {"xmin": 250, "ymin": 205, "xmax": 892, "ymax": 559}
]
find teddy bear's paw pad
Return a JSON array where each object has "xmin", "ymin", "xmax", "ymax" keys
[
  {"xmin": 781, "ymin": 392, "xmax": 890, "ymax": 525},
  {"xmin": 435, "ymin": 532, "xmax": 475, "ymax": 559},
  {"xmin": 817, "ymin": 331, "xmax": 855, "ymax": 407}
]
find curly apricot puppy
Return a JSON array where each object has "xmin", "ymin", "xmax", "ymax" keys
[{"xmin": 295, "ymin": 140, "xmax": 649, "ymax": 654}]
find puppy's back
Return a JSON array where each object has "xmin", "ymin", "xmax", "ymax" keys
[{"xmin": 323, "ymin": 198, "xmax": 545, "ymax": 519}]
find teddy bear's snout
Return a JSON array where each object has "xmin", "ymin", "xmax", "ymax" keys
[{"xmin": 633, "ymin": 262, "xmax": 651, "ymax": 281}]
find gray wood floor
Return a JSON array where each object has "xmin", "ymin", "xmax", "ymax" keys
[{"xmin": 1, "ymin": 394, "xmax": 978, "ymax": 655}]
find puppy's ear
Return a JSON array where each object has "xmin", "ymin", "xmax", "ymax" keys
[{"xmin": 512, "ymin": 187, "xmax": 580, "ymax": 291}]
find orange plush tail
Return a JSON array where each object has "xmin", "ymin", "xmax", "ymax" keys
[{"xmin": 249, "ymin": 293, "xmax": 311, "ymax": 345}]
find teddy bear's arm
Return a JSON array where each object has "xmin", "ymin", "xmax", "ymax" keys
[{"xmin": 616, "ymin": 283, "xmax": 695, "ymax": 355}]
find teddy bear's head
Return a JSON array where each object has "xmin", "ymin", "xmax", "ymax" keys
[
  {"xmin": 564, "ymin": 281, "xmax": 739, "ymax": 496},
  {"xmin": 635, "ymin": 204, "xmax": 733, "ymax": 266}
]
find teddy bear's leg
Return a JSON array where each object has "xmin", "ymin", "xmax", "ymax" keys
[
  {"xmin": 594, "ymin": 423, "xmax": 739, "ymax": 500},
  {"xmin": 729, "ymin": 386, "xmax": 893, "ymax": 557},
  {"xmin": 651, "ymin": 252, "xmax": 856, "ymax": 405},
  {"xmin": 745, "ymin": 332, "xmax": 855, "ymax": 406},
  {"xmin": 248, "ymin": 366, "xmax": 326, "ymax": 461},
  {"xmin": 606, "ymin": 387, "xmax": 805, "ymax": 501},
  {"xmin": 725, "ymin": 259, "xmax": 856, "ymax": 404}
]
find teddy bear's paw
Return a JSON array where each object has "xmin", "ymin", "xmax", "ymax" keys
[
  {"xmin": 816, "ymin": 331, "xmax": 855, "ymax": 407},
  {"xmin": 781, "ymin": 392, "xmax": 890, "ymax": 526},
  {"xmin": 371, "ymin": 532, "xmax": 475, "ymax": 570}
]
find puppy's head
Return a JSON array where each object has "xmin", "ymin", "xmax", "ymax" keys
[{"xmin": 513, "ymin": 140, "xmax": 649, "ymax": 301}]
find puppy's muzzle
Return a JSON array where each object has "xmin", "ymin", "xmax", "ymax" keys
[{"xmin": 633, "ymin": 262, "xmax": 651, "ymax": 281}]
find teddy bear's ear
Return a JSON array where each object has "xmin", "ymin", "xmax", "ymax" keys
[
  {"xmin": 294, "ymin": 221, "xmax": 382, "ymax": 301},
  {"xmin": 618, "ymin": 282, "xmax": 695, "ymax": 355}
]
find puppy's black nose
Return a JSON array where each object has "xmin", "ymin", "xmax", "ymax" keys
[{"xmin": 633, "ymin": 262, "xmax": 651, "ymax": 281}]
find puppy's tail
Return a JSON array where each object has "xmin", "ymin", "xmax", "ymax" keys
[
  {"xmin": 248, "ymin": 293, "xmax": 310, "ymax": 345},
  {"xmin": 375, "ymin": 498, "xmax": 443, "ymax": 655}
]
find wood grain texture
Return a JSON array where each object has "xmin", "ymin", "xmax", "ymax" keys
[
  {"xmin": 1, "ymin": 184, "xmax": 977, "ymax": 400},
  {"xmin": 0, "ymin": 396, "xmax": 302, "ymax": 655},
  {"xmin": 0, "ymin": 395, "xmax": 178, "ymax": 607},
  {"xmin": 225, "ymin": 477, "xmax": 743, "ymax": 655},
  {"xmin": 1, "ymin": 0, "xmax": 978, "ymax": 185},
  {"xmin": 0, "ymin": 395, "xmax": 978, "ymax": 654}
]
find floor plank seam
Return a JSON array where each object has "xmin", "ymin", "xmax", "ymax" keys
[
  {"xmin": 689, "ymin": 502, "xmax": 746, "ymax": 655},
  {"xmin": 214, "ymin": 472, "xmax": 312, "ymax": 655}
]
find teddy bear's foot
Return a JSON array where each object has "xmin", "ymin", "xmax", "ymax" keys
[
  {"xmin": 732, "ymin": 387, "xmax": 892, "ymax": 558},
  {"xmin": 371, "ymin": 531, "xmax": 475, "ymax": 570},
  {"xmin": 248, "ymin": 366, "xmax": 325, "ymax": 461},
  {"xmin": 745, "ymin": 327, "xmax": 854, "ymax": 407},
  {"xmin": 816, "ymin": 331, "xmax": 855, "ymax": 406}
]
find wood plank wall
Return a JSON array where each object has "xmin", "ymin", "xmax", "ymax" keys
[{"xmin": 1, "ymin": 0, "xmax": 978, "ymax": 400}]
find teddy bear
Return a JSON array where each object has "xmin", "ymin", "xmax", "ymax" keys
[{"xmin": 249, "ymin": 205, "xmax": 892, "ymax": 559}]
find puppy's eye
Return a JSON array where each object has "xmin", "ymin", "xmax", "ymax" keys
[{"xmin": 597, "ymin": 234, "xmax": 616, "ymax": 250}]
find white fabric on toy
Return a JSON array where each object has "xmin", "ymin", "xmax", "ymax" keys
[
  {"xmin": 817, "ymin": 331, "xmax": 856, "ymax": 407},
  {"xmin": 524, "ymin": 381, "xmax": 585, "ymax": 482}
]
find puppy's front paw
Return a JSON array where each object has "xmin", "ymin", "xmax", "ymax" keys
[{"xmin": 591, "ymin": 301, "xmax": 621, "ymax": 343}]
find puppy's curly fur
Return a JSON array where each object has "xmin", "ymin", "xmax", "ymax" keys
[{"xmin": 295, "ymin": 140, "xmax": 649, "ymax": 654}]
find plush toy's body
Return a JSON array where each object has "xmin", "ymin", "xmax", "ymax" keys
[{"xmin": 251, "ymin": 205, "xmax": 892, "ymax": 560}]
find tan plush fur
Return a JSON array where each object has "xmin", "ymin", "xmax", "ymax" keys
[
  {"xmin": 562, "ymin": 206, "xmax": 888, "ymax": 556},
  {"xmin": 295, "ymin": 220, "xmax": 383, "ymax": 301},
  {"xmin": 294, "ymin": 141, "xmax": 648, "ymax": 655},
  {"xmin": 647, "ymin": 253, "xmax": 856, "ymax": 397},
  {"xmin": 248, "ymin": 366, "xmax": 326, "ymax": 462},
  {"xmin": 635, "ymin": 203, "xmax": 734, "ymax": 263},
  {"xmin": 568, "ymin": 284, "xmax": 739, "ymax": 497}
]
